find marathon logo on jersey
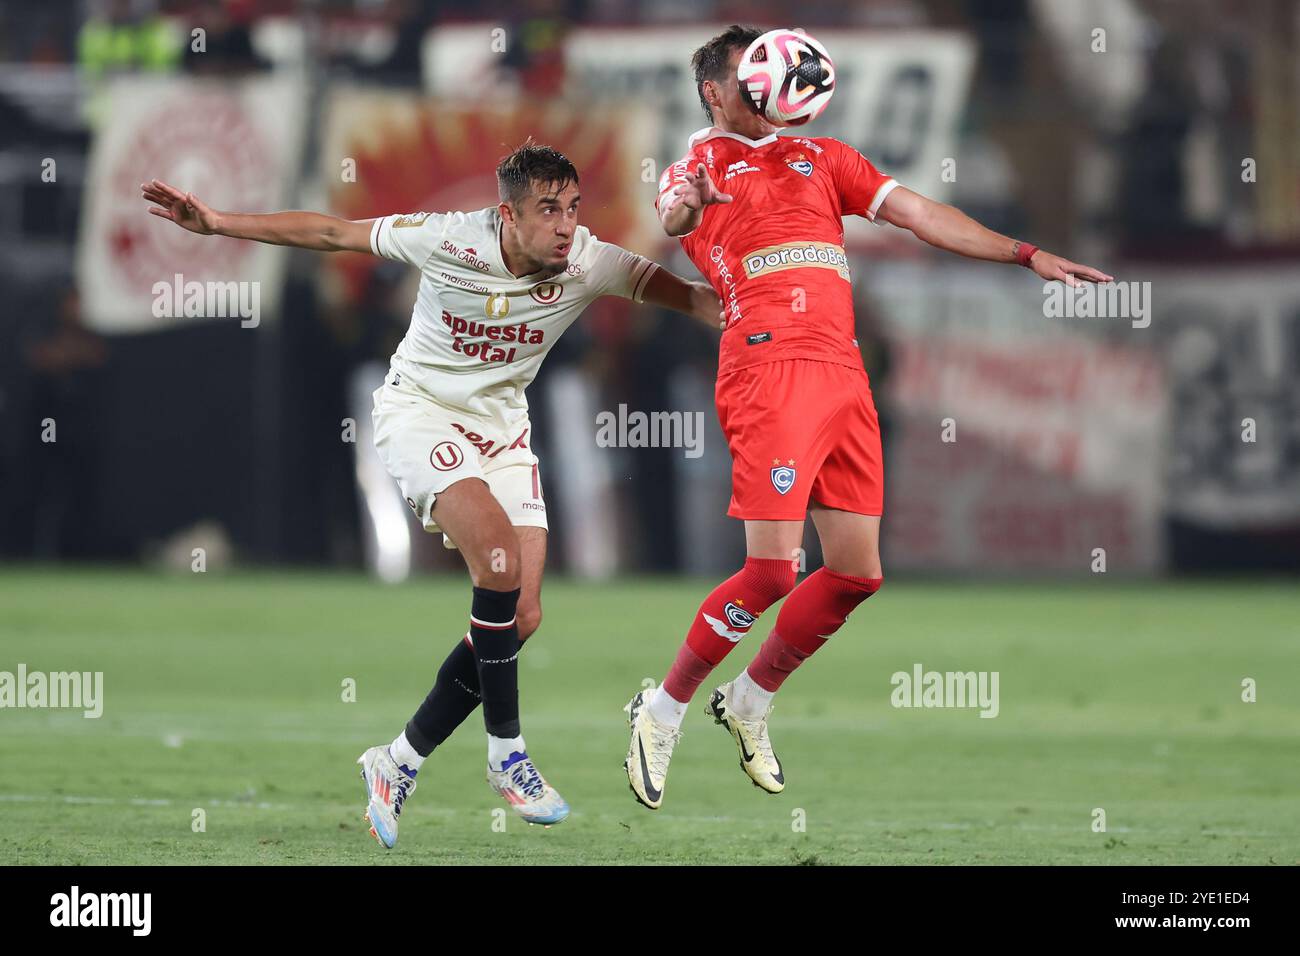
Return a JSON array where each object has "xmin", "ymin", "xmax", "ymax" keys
[
  {"xmin": 744, "ymin": 241, "xmax": 851, "ymax": 281},
  {"xmin": 439, "ymin": 272, "xmax": 490, "ymax": 293},
  {"xmin": 440, "ymin": 309, "xmax": 544, "ymax": 364},
  {"xmin": 770, "ymin": 465, "xmax": 797, "ymax": 495},
  {"xmin": 789, "ymin": 137, "xmax": 825, "ymax": 156},
  {"xmin": 439, "ymin": 240, "xmax": 491, "ymax": 273}
]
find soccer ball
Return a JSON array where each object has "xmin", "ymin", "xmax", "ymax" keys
[{"xmin": 736, "ymin": 29, "xmax": 836, "ymax": 128}]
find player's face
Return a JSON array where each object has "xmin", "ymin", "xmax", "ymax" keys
[
  {"xmin": 511, "ymin": 181, "xmax": 580, "ymax": 273},
  {"xmin": 706, "ymin": 48, "xmax": 779, "ymax": 140}
]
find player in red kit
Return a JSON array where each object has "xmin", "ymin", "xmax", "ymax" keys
[{"xmin": 624, "ymin": 25, "xmax": 1112, "ymax": 809}]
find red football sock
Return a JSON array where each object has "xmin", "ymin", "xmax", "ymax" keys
[
  {"xmin": 661, "ymin": 557, "xmax": 796, "ymax": 703},
  {"xmin": 747, "ymin": 568, "xmax": 882, "ymax": 692}
]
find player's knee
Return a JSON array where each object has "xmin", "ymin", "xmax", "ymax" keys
[
  {"xmin": 860, "ymin": 556, "xmax": 883, "ymax": 581},
  {"xmin": 516, "ymin": 604, "xmax": 542, "ymax": 642},
  {"xmin": 475, "ymin": 566, "xmax": 521, "ymax": 592},
  {"xmin": 470, "ymin": 542, "xmax": 521, "ymax": 591},
  {"xmin": 825, "ymin": 567, "xmax": 884, "ymax": 608},
  {"xmin": 741, "ymin": 555, "xmax": 799, "ymax": 605},
  {"xmin": 838, "ymin": 550, "xmax": 882, "ymax": 581}
]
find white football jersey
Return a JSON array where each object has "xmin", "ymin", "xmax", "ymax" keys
[{"xmin": 369, "ymin": 206, "xmax": 659, "ymax": 424}]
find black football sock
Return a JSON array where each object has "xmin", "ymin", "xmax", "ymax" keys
[
  {"xmin": 404, "ymin": 637, "xmax": 481, "ymax": 757},
  {"xmin": 469, "ymin": 586, "xmax": 522, "ymax": 740}
]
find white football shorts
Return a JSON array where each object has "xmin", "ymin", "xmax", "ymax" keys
[{"xmin": 371, "ymin": 380, "xmax": 547, "ymax": 548}]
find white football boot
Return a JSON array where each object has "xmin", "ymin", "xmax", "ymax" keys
[
  {"xmin": 706, "ymin": 682, "xmax": 785, "ymax": 793},
  {"xmin": 357, "ymin": 745, "xmax": 418, "ymax": 849},
  {"xmin": 487, "ymin": 752, "xmax": 570, "ymax": 826},
  {"xmin": 623, "ymin": 687, "xmax": 682, "ymax": 810}
]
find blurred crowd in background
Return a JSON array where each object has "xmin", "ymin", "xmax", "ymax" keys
[{"xmin": 1, "ymin": 0, "xmax": 1297, "ymax": 577}]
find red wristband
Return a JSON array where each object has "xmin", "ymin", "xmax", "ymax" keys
[{"xmin": 1015, "ymin": 242, "xmax": 1039, "ymax": 268}]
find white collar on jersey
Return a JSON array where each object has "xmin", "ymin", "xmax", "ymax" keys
[{"xmin": 687, "ymin": 125, "xmax": 780, "ymax": 149}]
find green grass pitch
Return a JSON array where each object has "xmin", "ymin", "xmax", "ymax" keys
[{"xmin": 1, "ymin": 568, "xmax": 1297, "ymax": 865}]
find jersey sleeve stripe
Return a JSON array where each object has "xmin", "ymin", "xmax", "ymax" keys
[
  {"xmin": 369, "ymin": 217, "xmax": 386, "ymax": 257},
  {"xmin": 631, "ymin": 260, "xmax": 658, "ymax": 303},
  {"xmin": 865, "ymin": 179, "xmax": 899, "ymax": 222}
]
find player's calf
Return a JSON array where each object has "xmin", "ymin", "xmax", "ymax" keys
[
  {"xmin": 386, "ymin": 581, "xmax": 543, "ymax": 781},
  {"xmin": 705, "ymin": 569, "xmax": 880, "ymax": 793},
  {"xmin": 744, "ymin": 569, "xmax": 882, "ymax": 700},
  {"xmin": 516, "ymin": 602, "xmax": 542, "ymax": 641},
  {"xmin": 650, "ymin": 557, "xmax": 797, "ymax": 731}
]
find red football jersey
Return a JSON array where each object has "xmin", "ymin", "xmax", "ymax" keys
[{"xmin": 656, "ymin": 127, "xmax": 897, "ymax": 377}]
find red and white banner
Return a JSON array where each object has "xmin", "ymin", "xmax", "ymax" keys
[{"xmin": 77, "ymin": 75, "xmax": 306, "ymax": 332}]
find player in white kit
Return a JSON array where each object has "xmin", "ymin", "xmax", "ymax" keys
[{"xmin": 141, "ymin": 143, "xmax": 722, "ymax": 847}]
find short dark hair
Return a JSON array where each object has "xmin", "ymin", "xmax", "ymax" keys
[
  {"xmin": 496, "ymin": 139, "xmax": 579, "ymax": 206},
  {"xmin": 692, "ymin": 24, "xmax": 762, "ymax": 123}
]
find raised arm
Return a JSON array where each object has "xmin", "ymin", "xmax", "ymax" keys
[
  {"xmin": 640, "ymin": 266, "xmax": 726, "ymax": 330},
  {"xmin": 876, "ymin": 185, "xmax": 1112, "ymax": 287},
  {"xmin": 141, "ymin": 179, "xmax": 374, "ymax": 254},
  {"xmin": 659, "ymin": 163, "xmax": 733, "ymax": 238}
]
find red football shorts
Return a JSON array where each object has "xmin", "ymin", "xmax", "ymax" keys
[{"xmin": 716, "ymin": 358, "xmax": 884, "ymax": 521}]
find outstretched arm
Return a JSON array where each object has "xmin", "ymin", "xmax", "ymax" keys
[
  {"xmin": 876, "ymin": 186, "xmax": 1112, "ymax": 287},
  {"xmin": 640, "ymin": 266, "xmax": 726, "ymax": 331},
  {"xmin": 141, "ymin": 179, "xmax": 374, "ymax": 253}
]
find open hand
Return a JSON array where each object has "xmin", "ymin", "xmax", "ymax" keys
[
  {"xmin": 678, "ymin": 164, "xmax": 733, "ymax": 212},
  {"xmin": 141, "ymin": 179, "xmax": 221, "ymax": 235},
  {"xmin": 1029, "ymin": 250, "xmax": 1112, "ymax": 288}
]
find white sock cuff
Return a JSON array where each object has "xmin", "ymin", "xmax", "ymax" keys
[
  {"xmin": 389, "ymin": 731, "xmax": 425, "ymax": 771},
  {"xmin": 648, "ymin": 685, "xmax": 689, "ymax": 728}
]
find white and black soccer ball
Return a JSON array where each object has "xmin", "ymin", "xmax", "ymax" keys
[{"xmin": 736, "ymin": 29, "xmax": 836, "ymax": 128}]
